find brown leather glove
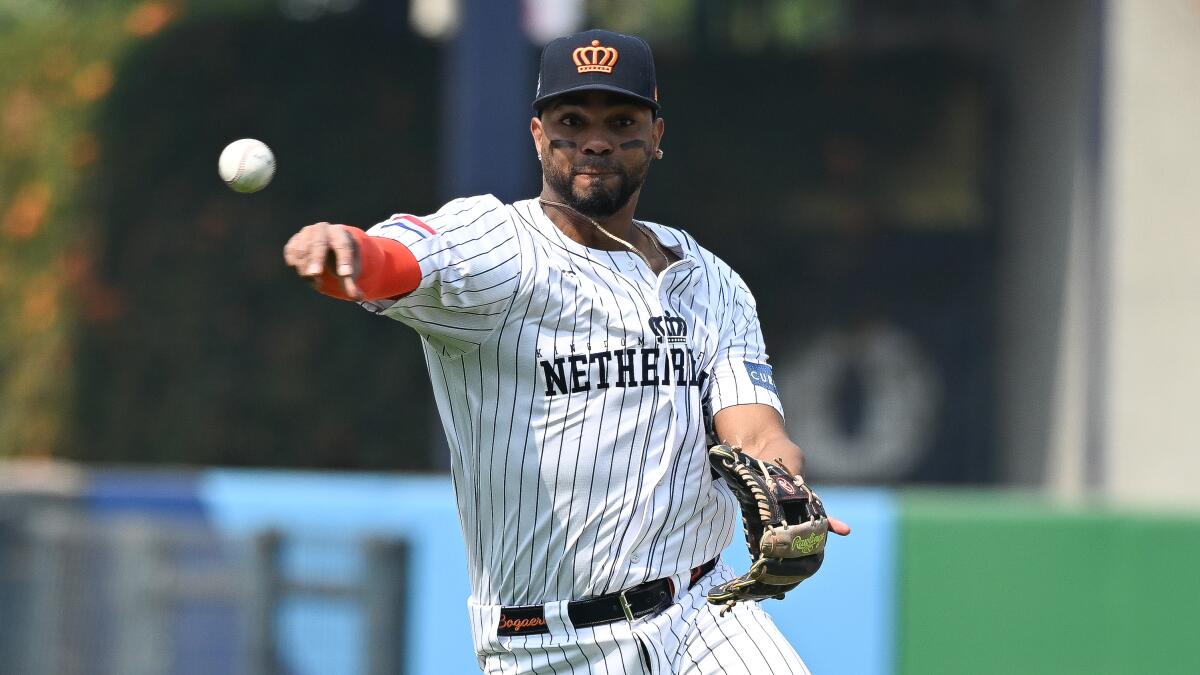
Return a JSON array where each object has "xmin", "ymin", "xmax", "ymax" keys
[{"xmin": 707, "ymin": 444, "xmax": 830, "ymax": 615}]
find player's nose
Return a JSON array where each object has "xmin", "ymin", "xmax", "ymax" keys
[{"xmin": 579, "ymin": 133, "xmax": 614, "ymax": 155}]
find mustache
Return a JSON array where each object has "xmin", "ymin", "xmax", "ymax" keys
[{"xmin": 570, "ymin": 158, "xmax": 623, "ymax": 173}]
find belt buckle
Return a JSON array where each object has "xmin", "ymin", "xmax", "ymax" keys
[{"xmin": 617, "ymin": 588, "xmax": 636, "ymax": 623}]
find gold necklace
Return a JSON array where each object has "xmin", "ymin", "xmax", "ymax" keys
[{"xmin": 539, "ymin": 198, "xmax": 669, "ymax": 268}]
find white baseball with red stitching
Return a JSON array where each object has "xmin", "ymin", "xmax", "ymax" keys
[{"xmin": 218, "ymin": 138, "xmax": 275, "ymax": 193}]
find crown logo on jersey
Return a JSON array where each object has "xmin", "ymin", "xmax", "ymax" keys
[
  {"xmin": 573, "ymin": 39, "xmax": 619, "ymax": 74},
  {"xmin": 649, "ymin": 315, "xmax": 688, "ymax": 344}
]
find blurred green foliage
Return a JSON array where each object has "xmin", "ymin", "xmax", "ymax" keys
[
  {"xmin": 0, "ymin": 0, "xmax": 134, "ymax": 458},
  {"xmin": 2, "ymin": 1, "xmax": 443, "ymax": 468}
]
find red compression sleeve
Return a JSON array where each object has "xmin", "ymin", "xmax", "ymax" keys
[{"xmin": 314, "ymin": 226, "xmax": 422, "ymax": 301}]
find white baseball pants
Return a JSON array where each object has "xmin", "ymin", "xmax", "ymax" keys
[{"xmin": 470, "ymin": 560, "xmax": 812, "ymax": 674}]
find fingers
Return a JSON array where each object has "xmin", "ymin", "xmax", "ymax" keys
[
  {"xmin": 305, "ymin": 229, "xmax": 329, "ymax": 276},
  {"xmin": 328, "ymin": 226, "xmax": 362, "ymax": 300},
  {"xmin": 282, "ymin": 228, "xmax": 316, "ymax": 271},
  {"xmin": 827, "ymin": 516, "xmax": 852, "ymax": 536},
  {"xmin": 282, "ymin": 222, "xmax": 363, "ymax": 299},
  {"xmin": 282, "ymin": 221, "xmax": 332, "ymax": 277}
]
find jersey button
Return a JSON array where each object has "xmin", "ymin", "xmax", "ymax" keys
[{"xmin": 631, "ymin": 553, "xmax": 641, "ymax": 563}]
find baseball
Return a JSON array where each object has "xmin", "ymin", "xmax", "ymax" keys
[{"xmin": 218, "ymin": 138, "xmax": 275, "ymax": 193}]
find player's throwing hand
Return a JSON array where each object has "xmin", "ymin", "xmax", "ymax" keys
[{"xmin": 283, "ymin": 222, "xmax": 362, "ymax": 300}]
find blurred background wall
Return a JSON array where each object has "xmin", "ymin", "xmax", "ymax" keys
[
  {"xmin": 1103, "ymin": 0, "xmax": 1200, "ymax": 504},
  {"xmin": 2, "ymin": 0, "xmax": 1199, "ymax": 673}
]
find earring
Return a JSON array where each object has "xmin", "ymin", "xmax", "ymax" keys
[
  {"xmin": 654, "ymin": 148, "xmax": 664, "ymax": 159},
  {"xmin": 537, "ymin": 154, "xmax": 542, "ymax": 161}
]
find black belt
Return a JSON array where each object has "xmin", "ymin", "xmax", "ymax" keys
[{"xmin": 496, "ymin": 558, "xmax": 718, "ymax": 636}]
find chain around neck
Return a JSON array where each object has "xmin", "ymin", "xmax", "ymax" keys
[{"xmin": 538, "ymin": 198, "xmax": 668, "ymax": 268}]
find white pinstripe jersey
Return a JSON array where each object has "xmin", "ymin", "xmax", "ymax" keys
[{"xmin": 361, "ymin": 195, "xmax": 784, "ymax": 608}]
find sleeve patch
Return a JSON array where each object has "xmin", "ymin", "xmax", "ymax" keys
[
  {"xmin": 379, "ymin": 214, "xmax": 437, "ymax": 239},
  {"xmin": 744, "ymin": 362, "xmax": 778, "ymax": 394}
]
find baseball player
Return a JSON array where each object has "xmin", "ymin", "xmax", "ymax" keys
[{"xmin": 283, "ymin": 29, "xmax": 849, "ymax": 674}]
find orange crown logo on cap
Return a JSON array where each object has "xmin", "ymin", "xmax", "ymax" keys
[{"xmin": 573, "ymin": 39, "xmax": 618, "ymax": 74}]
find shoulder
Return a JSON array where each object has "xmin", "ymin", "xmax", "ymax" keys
[
  {"xmin": 422, "ymin": 194, "xmax": 510, "ymax": 237},
  {"xmin": 640, "ymin": 219, "xmax": 742, "ymax": 284},
  {"xmin": 367, "ymin": 194, "xmax": 509, "ymax": 244}
]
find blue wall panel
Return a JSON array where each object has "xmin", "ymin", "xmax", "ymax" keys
[
  {"xmin": 725, "ymin": 486, "xmax": 897, "ymax": 675},
  {"xmin": 199, "ymin": 473, "xmax": 896, "ymax": 675},
  {"xmin": 199, "ymin": 472, "xmax": 477, "ymax": 675},
  {"xmin": 84, "ymin": 470, "xmax": 207, "ymax": 518}
]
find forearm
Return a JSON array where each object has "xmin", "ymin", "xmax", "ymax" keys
[
  {"xmin": 314, "ymin": 227, "xmax": 422, "ymax": 301},
  {"xmin": 712, "ymin": 404, "xmax": 808, "ymax": 477},
  {"xmin": 737, "ymin": 434, "xmax": 807, "ymax": 478}
]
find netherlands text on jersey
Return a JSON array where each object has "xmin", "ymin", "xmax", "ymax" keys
[{"xmin": 539, "ymin": 312, "xmax": 710, "ymax": 396}]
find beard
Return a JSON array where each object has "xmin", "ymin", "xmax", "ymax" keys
[{"xmin": 543, "ymin": 154, "xmax": 650, "ymax": 218}]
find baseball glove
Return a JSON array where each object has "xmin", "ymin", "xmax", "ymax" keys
[{"xmin": 707, "ymin": 444, "xmax": 829, "ymax": 614}]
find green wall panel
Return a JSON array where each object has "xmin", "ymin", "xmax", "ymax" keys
[{"xmin": 898, "ymin": 492, "xmax": 1200, "ymax": 675}]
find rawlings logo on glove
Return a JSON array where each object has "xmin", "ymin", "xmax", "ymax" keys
[{"xmin": 707, "ymin": 444, "xmax": 830, "ymax": 615}]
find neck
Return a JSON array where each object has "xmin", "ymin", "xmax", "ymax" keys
[{"xmin": 538, "ymin": 185, "xmax": 641, "ymax": 246}]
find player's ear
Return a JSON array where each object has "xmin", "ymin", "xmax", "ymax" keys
[
  {"xmin": 531, "ymin": 115, "xmax": 546, "ymax": 153},
  {"xmin": 652, "ymin": 116, "xmax": 665, "ymax": 152}
]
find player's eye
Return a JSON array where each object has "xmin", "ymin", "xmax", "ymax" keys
[
  {"xmin": 613, "ymin": 118, "xmax": 635, "ymax": 128},
  {"xmin": 559, "ymin": 114, "xmax": 580, "ymax": 127}
]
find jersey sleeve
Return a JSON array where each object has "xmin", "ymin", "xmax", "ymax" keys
[
  {"xmin": 706, "ymin": 269, "xmax": 785, "ymax": 419},
  {"xmin": 359, "ymin": 194, "xmax": 522, "ymax": 355}
]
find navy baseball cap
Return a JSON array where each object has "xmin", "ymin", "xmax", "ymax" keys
[{"xmin": 532, "ymin": 29, "xmax": 660, "ymax": 115}]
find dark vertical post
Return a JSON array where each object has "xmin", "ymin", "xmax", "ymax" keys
[
  {"xmin": 245, "ymin": 530, "xmax": 281, "ymax": 675},
  {"xmin": 363, "ymin": 537, "xmax": 409, "ymax": 675},
  {"xmin": 442, "ymin": 0, "xmax": 538, "ymax": 204},
  {"xmin": 0, "ymin": 510, "xmax": 30, "ymax": 673}
]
